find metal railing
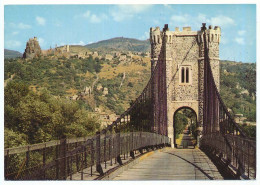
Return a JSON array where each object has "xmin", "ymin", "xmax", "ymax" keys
[
  {"xmin": 201, "ymin": 133, "xmax": 256, "ymax": 179},
  {"xmin": 5, "ymin": 131, "xmax": 170, "ymax": 180},
  {"xmin": 200, "ymin": 23, "xmax": 256, "ymax": 179},
  {"xmin": 4, "ymin": 28, "xmax": 171, "ymax": 180}
]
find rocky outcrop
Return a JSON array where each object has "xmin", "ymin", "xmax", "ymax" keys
[
  {"xmin": 103, "ymin": 87, "xmax": 108, "ymax": 96},
  {"xmin": 23, "ymin": 37, "xmax": 42, "ymax": 59}
]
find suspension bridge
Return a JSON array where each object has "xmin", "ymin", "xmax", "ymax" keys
[{"xmin": 4, "ymin": 23, "xmax": 256, "ymax": 180}]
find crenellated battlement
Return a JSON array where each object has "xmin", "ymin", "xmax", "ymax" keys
[
  {"xmin": 150, "ymin": 25, "xmax": 221, "ymax": 45},
  {"xmin": 198, "ymin": 25, "xmax": 221, "ymax": 44},
  {"xmin": 150, "ymin": 27, "xmax": 162, "ymax": 44}
]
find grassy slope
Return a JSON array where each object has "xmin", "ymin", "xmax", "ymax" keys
[
  {"xmin": 85, "ymin": 37, "xmax": 150, "ymax": 53},
  {"xmin": 4, "ymin": 54, "xmax": 255, "ymax": 121},
  {"xmin": 4, "ymin": 49, "xmax": 23, "ymax": 58},
  {"xmin": 4, "ymin": 55, "xmax": 150, "ymax": 114}
]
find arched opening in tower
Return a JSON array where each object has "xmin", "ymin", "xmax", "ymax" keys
[{"xmin": 173, "ymin": 107, "xmax": 197, "ymax": 149}]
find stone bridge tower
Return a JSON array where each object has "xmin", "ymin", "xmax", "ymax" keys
[{"xmin": 150, "ymin": 24, "xmax": 221, "ymax": 147}]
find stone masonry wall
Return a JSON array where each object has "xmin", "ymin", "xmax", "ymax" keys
[
  {"xmin": 170, "ymin": 35, "xmax": 199, "ymax": 102},
  {"xmin": 150, "ymin": 24, "xmax": 221, "ymax": 147}
]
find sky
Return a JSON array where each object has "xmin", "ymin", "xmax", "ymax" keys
[{"xmin": 4, "ymin": 4, "xmax": 256, "ymax": 63}]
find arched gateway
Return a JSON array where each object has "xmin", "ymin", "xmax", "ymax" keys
[{"xmin": 150, "ymin": 24, "xmax": 221, "ymax": 147}]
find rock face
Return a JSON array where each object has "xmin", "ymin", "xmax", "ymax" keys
[
  {"xmin": 103, "ymin": 87, "xmax": 108, "ymax": 96},
  {"xmin": 23, "ymin": 37, "xmax": 42, "ymax": 59}
]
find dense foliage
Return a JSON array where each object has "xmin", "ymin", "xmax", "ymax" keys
[
  {"xmin": 241, "ymin": 124, "xmax": 256, "ymax": 138},
  {"xmin": 220, "ymin": 60, "xmax": 256, "ymax": 122},
  {"xmin": 174, "ymin": 109, "xmax": 197, "ymax": 140},
  {"xmin": 4, "ymin": 55, "xmax": 150, "ymax": 115},
  {"xmin": 4, "ymin": 55, "xmax": 256, "ymax": 148},
  {"xmin": 4, "ymin": 81, "xmax": 100, "ymax": 148},
  {"xmin": 174, "ymin": 112, "xmax": 188, "ymax": 139},
  {"xmin": 4, "ymin": 56, "xmax": 103, "ymax": 96},
  {"xmin": 4, "ymin": 54, "xmax": 150, "ymax": 148}
]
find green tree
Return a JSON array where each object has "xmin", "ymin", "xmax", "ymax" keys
[
  {"xmin": 174, "ymin": 112, "xmax": 188, "ymax": 139},
  {"xmin": 4, "ymin": 81, "xmax": 29, "ymax": 107},
  {"xmin": 4, "ymin": 128, "xmax": 28, "ymax": 148}
]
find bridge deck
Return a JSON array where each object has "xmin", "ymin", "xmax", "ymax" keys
[{"xmin": 113, "ymin": 148, "xmax": 224, "ymax": 180}]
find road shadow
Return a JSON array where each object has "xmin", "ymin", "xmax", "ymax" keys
[{"xmin": 164, "ymin": 151, "xmax": 214, "ymax": 180}]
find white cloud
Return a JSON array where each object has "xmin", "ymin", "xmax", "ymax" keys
[
  {"xmin": 78, "ymin": 41, "xmax": 85, "ymax": 45},
  {"xmin": 18, "ymin": 22, "xmax": 31, "ymax": 29},
  {"xmin": 111, "ymin": 5, "xmax": 152, "ymax": 22},
  {"xmin": 170, "ymin": 14, "xmax": 235, "ymax": 29},
  {"xmin": 5, "ymin": 40, "xmax": 22, "ymax": 48},
  {"xmin": 82, "ymin": 11, "xmax": 108, "ymax": 23},
  {"xmin": 54, "ymin": 20, "xmax": 62, "ymax": 27},
  {"xmin": 139, "ymin": 31, "xmax": 149, "ymax": 40},
  {"xmin": 83, "ymin": 11, "xmax": 91, "ymax": 18},
  {"xmin": 209, "ymin": 15, "xmax": 235, "ymax": 27},
  {"xmin": 11, "ymin": 22, "xmax": 31, "ymax": 29},
  {"xmin": 36, "ymin": 16, "xmax": 46, "ymax": 26},
  {"xmin": 91, "ymin": 14, "xmax": 107, "ymax": 23},
  {"xmin": 153, "ymin": 20, "xmax": 160, "ymax": 25},
  {"xmin": 196, "ymin": 13, "xmax": 209, "ymax": 23},
  {"xmin": 118, "ymin": 4, "xmax": 152, "ymax": 13},
  {"xmin": 235, "ymin": 37, "xmax": 245, "ymax": 45},
  {"xmin": 12, "ymin": 31, "xmax": 19, "ymax": 35},
  {"xmin": 221, "ymin": 37, "xmax": 228, "ymax": 44},
  {"xmin": 90, "ymin": 14, "xmax": 100, "ymax": 23},
  {"xmin": 220, "ymin": 32, "xmax": 228, "ymax": 44},
  {"xmin": 171, "ymin": 14, "xmax": 189, "ymax": 23},
  {"xmin": 38, "ymin": 37, "xmax": 45, "ymax": 46},
  {"xmin": 238, "ymin": 30, "xmax": 246, "ymax": 36},
  {"xmin": 71, "ymin": 41, "xmax": 86, "ymax": 46},
  {"xmin": 56, "ymin": 42, "xmax": 65, "ymax": 47}
]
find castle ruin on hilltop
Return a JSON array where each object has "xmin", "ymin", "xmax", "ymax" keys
[{"xmin": 23, "ymin": 37, "xmax": 42, "ymax": 59}]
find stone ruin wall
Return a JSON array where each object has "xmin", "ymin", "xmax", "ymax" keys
[{"xmin": 23, "ymin": 37, "xmax": 42, "ymax": 59}]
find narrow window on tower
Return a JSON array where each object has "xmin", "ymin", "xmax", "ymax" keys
[
  {"xmin": 186, "ymin": 67, "xmax": 189, "ymax": 83},
  {"xmin": 181, "ymin": 67, "xmax": 185, "ymax": 83},
  {"xmin": 180, "ymin": 65, "xmax": 191, "ymax": 85}
]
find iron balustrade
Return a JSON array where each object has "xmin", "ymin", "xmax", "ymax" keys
[
  {"xmin": 201, "ymin": 133, "xmax": 256, "ymax": 179},
  {"xmin": 200, "ymin": 23, "xmax": 256, "ymax": 179},
  {"xmin": 4, "ymin": 132, "xmax": 170, "ymax": 180},
  {"xmin": 4, "ymin": 32, "xmax": 170, "ymax": 180}
]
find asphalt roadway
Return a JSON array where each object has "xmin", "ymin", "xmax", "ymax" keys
[{"xmin": 113, "ymin": 148, "xmax": 223, "ymax": 180}]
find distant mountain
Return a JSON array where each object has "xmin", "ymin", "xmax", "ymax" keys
[
  {"xmin": 85, "ymin": 37, "xmax": 150, "ymax": 53},
  {"xmin": 4, "ymin": 49, "xmax": 23, "ymax": 59}
]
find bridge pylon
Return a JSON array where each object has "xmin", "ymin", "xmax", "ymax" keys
[{"xmin": 150, "ymin": 23, "xmax": 221, "ymax": 148}]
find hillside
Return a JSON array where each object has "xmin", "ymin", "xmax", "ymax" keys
[
  {"xmin": 4, "ymin": 53, "xmax": 151, "ymax": 147},
  {"xmin": 4, "ymin": 54, "xmax": 150, "ymax": 114},
  {"xmin": 4, "ymin": 55, "xmax": 256, "ymax": 147},
  {"xmin": 85, "ymin": 37, "xmax": 150, "ymax": 53},
  {"xmin": 219, "ymin": 60, "xmax": 256, "ymax": 122},
  {"xmin": 4, "ymin": 49, "xmax": 23, "ymax": 59},
  {"xmin": 4, "ymin": 55, "xmax": 255, "ymax": 120},
  {"xmin": 57, "ymin": 45, "xmax": 91, "ymax": 55}
]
